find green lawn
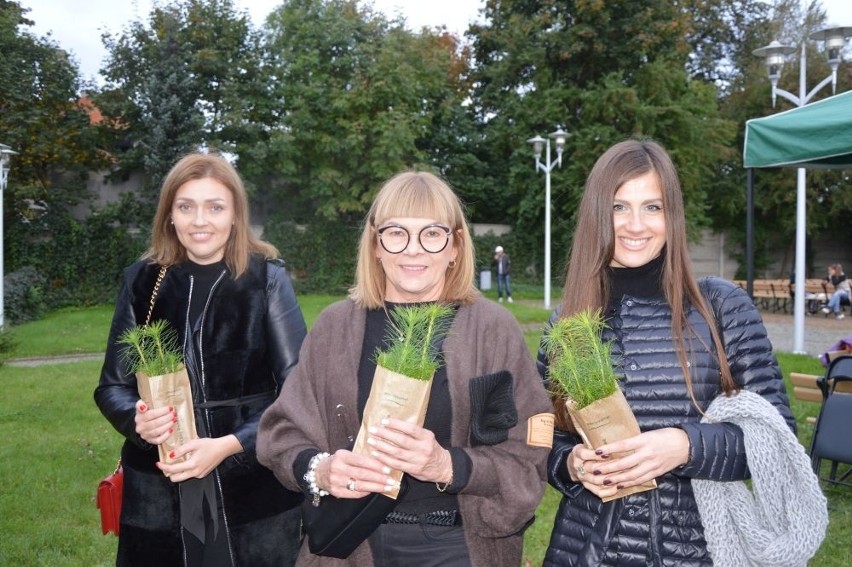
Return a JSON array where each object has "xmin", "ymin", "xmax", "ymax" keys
[{"xmin": 1, "ymin": 297, "xmax": 848, "ymax": 566}]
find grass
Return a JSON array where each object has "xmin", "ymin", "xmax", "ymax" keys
[{"xmin": 1, "ymin": 297, "xmax": 849, "ymax": 566}]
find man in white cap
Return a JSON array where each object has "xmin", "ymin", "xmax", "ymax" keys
[{"xmin": 492, "ymin": 245, "xmax": 513, "ymax": 303}]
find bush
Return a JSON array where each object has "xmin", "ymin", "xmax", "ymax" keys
[
  {"xmin": 264, "ymin": 219, "xmax": 360, "ymax": 293},
  {"xmin": 4, "ymin": 196, "xmax": 149, "ymax": 311},
  {"xmin": 3, "ymin": 266, "xmax": 48, "ymax": 325}
]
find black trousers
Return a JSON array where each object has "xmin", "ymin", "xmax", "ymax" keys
[{"xmin": 369, "ymin": 523, "xmax": 471, "ymax": 567}]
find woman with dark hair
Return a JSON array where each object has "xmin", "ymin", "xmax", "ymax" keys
[
  {"xmin": 822, "ymin": 263, "xmax": 850, "ymax": 319},
  {"xmin": 95, "ymin": 152, "xmax": 307, "ymax": 566},
  {"xmin": 258, "ymin": 171, "xmax": 553, "ymax": 566},
  {"xmin": 539, "ymin": 139, "xmax": 795, "ymax": 565}
]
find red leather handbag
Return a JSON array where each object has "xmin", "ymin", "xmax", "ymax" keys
[{"xmin": 97, "ymin": 461, "xmax": 123, "ymax": 536}]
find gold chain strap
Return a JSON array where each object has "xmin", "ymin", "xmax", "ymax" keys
[{"xmin": 145, "ymin": 265, "xmax": 169, "ymax": 326}]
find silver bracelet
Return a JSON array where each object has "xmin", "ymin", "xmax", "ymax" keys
[{"xmin": 304, "ymin": 452, "xmax": 331, "ymax": 507}]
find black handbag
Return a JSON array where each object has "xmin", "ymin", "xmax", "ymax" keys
[{"xmin": 302, "ymin": 476, "xmax": 409, "ymax": 559}]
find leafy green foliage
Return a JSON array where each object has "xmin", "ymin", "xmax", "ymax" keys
[
  {"xmin": 118, "ymin": 319, "xmax": 183, "ymax": 376},
  {"xmin": 375, "ymin": 304, "xmax": 454, "ymax": 381},
  {"xmin": 540, "ymin": 309, "xmax": 619, "ymax": 409},
  {"xmin": 0, "ymin": 1, "xmax": 109, "ymax": 220}
]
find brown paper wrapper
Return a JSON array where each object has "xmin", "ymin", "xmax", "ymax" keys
[
  {"xmin": 565, "ymin": 389, "xmax": 657, "ymax": 502},
  {"xmin": 352, "ymin": 365, "xmax": 433, "ymax": 499},
  {"xmin": 136, "ymin": 366, "xmax": 198, "ymax": 465}
]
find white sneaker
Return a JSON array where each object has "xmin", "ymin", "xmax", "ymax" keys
[
  {"xmin": 838, "ymin": 313, "xmax": 846, "ymax": 320},
  {"xmin": 498, "ymin": 297, "xmax": 503, "ymax": 303},
  {"xmin": 821, "ymin": 307, "xmax": 831, "ymax": 314},
  {"xmin": 507, "ymin": 297, "xmax": 513, "ymax": 303}
]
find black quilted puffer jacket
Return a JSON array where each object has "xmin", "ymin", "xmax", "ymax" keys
[{"xmin": 537, "ymin": 277, "xmax": 795, "ymax": 567}]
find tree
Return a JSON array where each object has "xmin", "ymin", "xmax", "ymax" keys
[
  {"xmin": 97, "ymin": 0, "xmax": 265, "ymax": 198},
  {"xmin": 0, "ymin": 0, "xmax": 107, "ymax": 212},
  {"xmin": 468, "ymin": 0, "xmax": 736, "ymax": 282},
  {"xmin": 258, "ymin": 0, "xmax": 478, "ymax": 223}
]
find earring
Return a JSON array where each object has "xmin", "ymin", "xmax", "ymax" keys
[{"xmin": 448, "ymin": 260, "xmax": 456, "ymax": 268}]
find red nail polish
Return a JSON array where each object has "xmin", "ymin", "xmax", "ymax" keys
[
  {"xmin": 603, "ymin": 479, "xmax": 612, "ymax": 486},
  {"xmin": 139, "ymin": 403, "xmax": 147, "ymax": 412},
  {"xmin": 173, "ymin": 415, "xmax": 178, "ymax": 423},
  {"xmin": 616, "ymin": 484, "xmax": 624, "ymax": 490},
  {"xmin": 593, "ymin": 470, "xmax": 601, "ymax": 476},
  {"xmin": 595, "ymin": 449, "xmax": 603, "ymax": 455},
  {"xmin": 169, "ymin": 451, "xmax": 175, "ymax": 459},
  {"xmin": 168, "ymin": 428, "xmax": 173, "ymax": 435}
]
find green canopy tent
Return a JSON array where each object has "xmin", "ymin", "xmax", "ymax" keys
[
  {"xmin": 742, "ymin": 90, "xmax": 852, "ymax": 352},
  {"xmin": 744, "ymin": 90, "xmax": 852, "ymax": 169}
]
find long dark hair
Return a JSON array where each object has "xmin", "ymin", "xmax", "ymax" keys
[{"xmin": 554, "ymin": 139, "xmax": 736, "ymax": 426}]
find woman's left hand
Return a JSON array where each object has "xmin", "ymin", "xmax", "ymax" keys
[
  {"xmin": 155, "ymin": 435, "xmax": 243, "ymax": 483},
  {"xmin": 367, "ymin": 418, "xmax": 452, "ymax": 485},
  {"xmin": 589, "ymin": 427, "xmax": 690, "ymax": 489}
]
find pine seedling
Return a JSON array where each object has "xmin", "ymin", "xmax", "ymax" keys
[
  {"xmin": 118, "ymin": 319, "xmax": 183, "ymax": 376},
  {"xmin": 375, "ymin": 304, "xmax": 454, "ymax": 380},
  {"xmin": 541, "ymin": 309, "xmax": 619, "ymax": 409}
]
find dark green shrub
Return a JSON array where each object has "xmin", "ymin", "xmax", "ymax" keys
[
  {"xmin": 3, "ymin": 266, "xmax": 48, "ymax": 324},
  {"xmin": 264, "ymin": 219, "xmax": 360, "ymax": 293}
]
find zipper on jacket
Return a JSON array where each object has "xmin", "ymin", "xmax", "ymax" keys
[{"xmin": 183, "ymin": 269, "xmax": 237, "ymax": 567}]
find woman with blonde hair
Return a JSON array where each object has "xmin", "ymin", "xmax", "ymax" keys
[
  {"xmin": 259, "ymin": 171, "xmax": 553, "ymax": 566},
  {"xmin": 96, "ymin": 152, "xmax": 307, "ymax": 566}
]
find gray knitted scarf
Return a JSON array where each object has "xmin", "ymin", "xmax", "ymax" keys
[{"xmin": 692, "ymin": 390, "xmax": 828, "ymax": 567}]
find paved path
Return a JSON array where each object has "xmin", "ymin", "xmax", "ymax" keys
[
  {"xmin": 758, "ymin": 311, "xmax": 848, "ymax": 356},
  {"xmin": 6, "ymin": 352, "xmax": 103, "ymax": 367}
]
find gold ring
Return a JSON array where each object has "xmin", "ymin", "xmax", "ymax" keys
[
  {"xmin": 577, "ymin": 463, "xmax": 586, "ymax": 476},
  {"xmin": 347, "ymin": 478, "xmax": 357, "ymax": 491}
]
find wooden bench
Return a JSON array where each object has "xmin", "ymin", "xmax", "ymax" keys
[
  {"xmin": 790, "ymin": 369, "xmax": 852, "ymax": 425},
  {"xmin": 732, "ymin": 279, "xmax": 790, "ymax": 312}
]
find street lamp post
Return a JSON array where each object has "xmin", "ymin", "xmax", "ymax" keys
[
  {"xmin": 527, "ymin": 128, "xmax": 568, "ymax": 310},
  {"xmin": 753, "ymin": 26, "xmax": 852, "ymax": 354},
  {"xmin": 0, "ymin": 144, "xmax": 18, "ymax": 328}
]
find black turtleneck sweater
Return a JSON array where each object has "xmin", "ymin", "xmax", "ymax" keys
[{"xmin": 607, "ymin": 254, "xmax": 665, "ymax": 306}]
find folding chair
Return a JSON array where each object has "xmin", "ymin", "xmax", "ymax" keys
[{"xmin": 810, "ymin": 356, "xmax": 852, "ymax": 487}]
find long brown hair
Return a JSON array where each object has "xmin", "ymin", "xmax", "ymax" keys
[
  {"xmin": 553, "ymin": 139, "xmax": 736, "ymax": 426},
  {"xmin": 142, "ymin": 152, "xmax": 278, "ymax": 277},
  {"xmin": 349, "ymin": 171, "xmax": 478, "ymax": 308}
]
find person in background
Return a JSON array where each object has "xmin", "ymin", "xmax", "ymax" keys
[
  {"xmin": 95, "ymin": 152, "xmax": 307, "ymax": 566},
  {"xmin": 257, "ymin": 171, "xmax": 553, "ymax": 566},
  {"xmin": 492, "ymin": 245, "xmax": 513, "ymax": 303},
  {"xmin": 538, "ymin": 139, "xmax": 795, "ymax": 566},
  {"xmin": 821, "ymin": 263, "xmax": 850, "ymax": 320}
]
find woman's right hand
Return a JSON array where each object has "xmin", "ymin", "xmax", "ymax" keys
[
  {"xmin": 316, "ymin": 449, "xmax": 398, "ymax": 499},
  {"xmin": 134, "ymin": 399, "xmax": 176, "ymax": 445}
]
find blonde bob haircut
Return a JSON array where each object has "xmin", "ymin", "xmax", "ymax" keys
[
  {"xmin": 349, "ymin": 171, "xmax": 478, "ymax": 308},
  {"xmin": 142, "ymin": 152, "xmax": 278, "ymax": 278}
]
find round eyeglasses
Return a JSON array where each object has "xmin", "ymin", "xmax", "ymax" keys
[{"xmin": 377, "ymin": 224, "xmax": 452, "ymax": 254}]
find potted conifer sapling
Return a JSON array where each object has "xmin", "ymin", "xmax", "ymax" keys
[
  {"xmin": 352, "ymin": 303, "xmax": 454, "ymax": 499},
  {"xmin": 541, "ymin": 309, "xmax": 656, "ymax": 501},
  {"xmin": 119, "ymin": 319, "xmax": 197, "ymax": 465}
]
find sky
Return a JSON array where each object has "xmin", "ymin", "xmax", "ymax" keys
[
  {"xmin": 23, "ymin": 0, "xmax": 485, "ymax": 83},
  {"xmin": 21, "ymin": 0, "xmax": 852, "ymax": 85}
]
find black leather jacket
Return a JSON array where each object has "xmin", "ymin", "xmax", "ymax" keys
[
  {"xmin": 538, "ymin": 277, "xmax": 794, "ymax": 567},
  {"xmin": 94, "ymin": 255, "xmax": 306, "ymax": 565}
]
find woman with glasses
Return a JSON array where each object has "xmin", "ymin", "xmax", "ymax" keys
[{"xmin": 258, "ymin": 171, "xmax": 553, "ymax": 566}]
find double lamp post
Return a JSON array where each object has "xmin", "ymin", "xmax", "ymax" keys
[
  {"xmin": 752, "ymin": 25, "xmax": 852, "ymax": 354},
  {"xmin": 527, "ymin": 129, "xmax": 569, "ymax": 310}
]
